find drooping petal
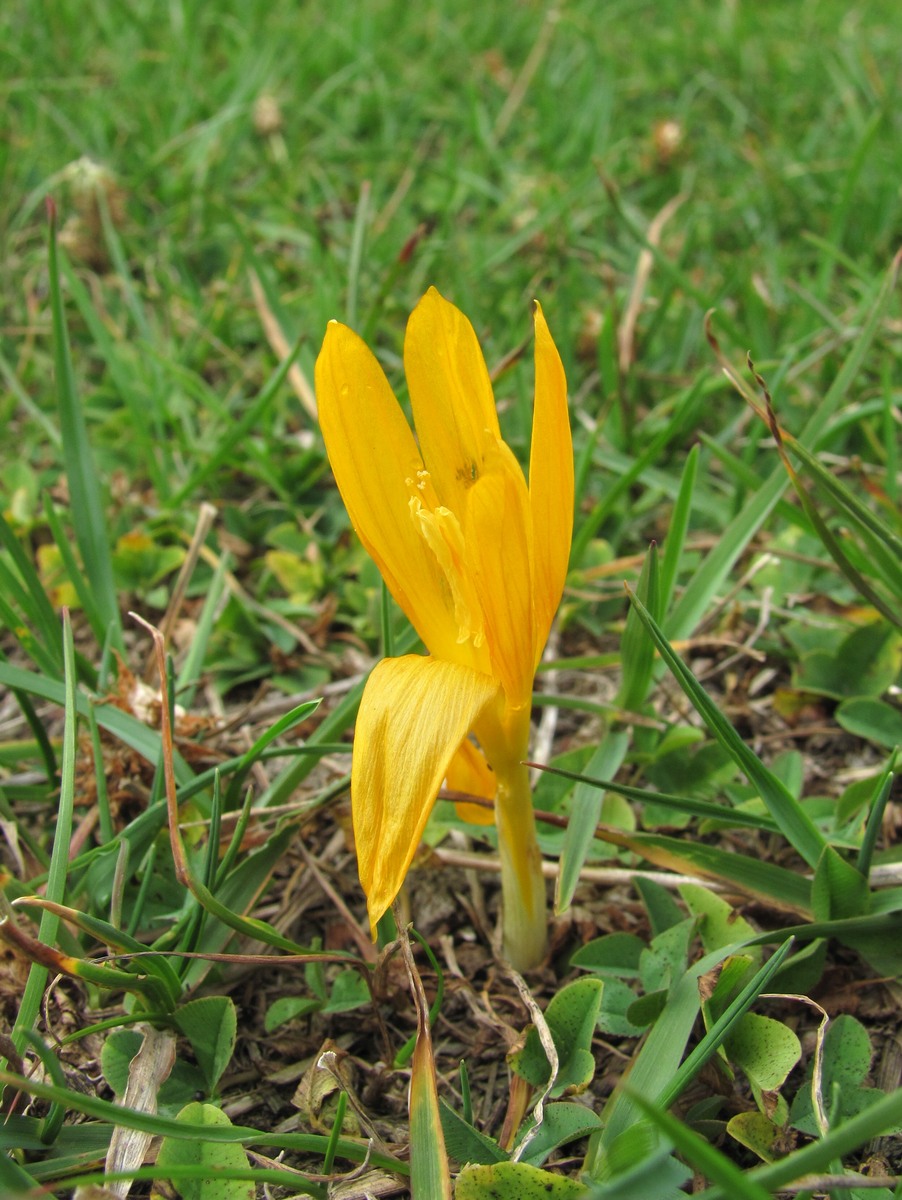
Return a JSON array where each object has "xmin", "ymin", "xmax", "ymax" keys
[
  {"xmin": 446, "ymin": 737, "xmax": 496, "ymax": 826},
  {"xmin": 528, "ymin": 301, "xmax": 573, "ymax": 660},
  {"xmin": 316, "ymin": 321, "xmax": 464, "ymax": 664},
  {"xmin": 352, "ymin": 655, "xmax": 499, "ymax": 934},
  {"xmin": 404, "ymin": 287, "xmax": 501, "ymax": 515},
  {"xmin": 465, "ymin": 442, "xmax": 536, "ymax": 710}
]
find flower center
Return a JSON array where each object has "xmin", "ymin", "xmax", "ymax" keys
[{"xmin": 406, "ymin": 470, "xmax": 485, "ymax": 649}]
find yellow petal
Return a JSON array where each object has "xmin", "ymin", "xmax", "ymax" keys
[
  {"xmin": 316, "ymin": 320, "xmax": 466, "ymax": 665},
  {"xmin": 352, "ymin": 655, "xmax": 499, "ymax": 934},
  {"xmin": 404, "ymin": 287, "xmax": 502, "ymax": 515},
  {"xmin": 446, "ymin": 738, "xmax": 496, "ymax": 826},
  {"xmin": 528, "ymin": 302, "xmax": 573, "ymax": 660},
  {"xmin": 466, "ymin": 443, "xmax": 536, "ymax": 710}
]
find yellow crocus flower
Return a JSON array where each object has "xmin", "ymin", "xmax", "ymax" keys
[{"xmin": 316, "ymin": 287, "xmax": 573, "ymax": 969}]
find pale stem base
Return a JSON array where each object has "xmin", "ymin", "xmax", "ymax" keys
[{"xmin": 495, "ymin": 760, "xmax": 547, "ymax": 971}]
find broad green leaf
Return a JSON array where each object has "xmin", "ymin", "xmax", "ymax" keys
[
  {"xmin": 679, "ymin": 886, "xmax": 760, "ymax": 960},
  {"xmin": 155, "ymin": 1102, "xmax": 253, "ymax": 1200},
  {"xmin": 793, "ymin": 623, "xmax": 902, "ymax": 700},
  {"xmin": 593, "ymin": 1120, "xmax": 688, "ymax": 1196},
  {"xmin": 455, "ymin": 1161, "xmax": 585, "ymax": 1198},
  {"xmin": 811, "ymin": 846, "xmax": 870, "ymax": 922},
  {"xmin": 634, "ymin": 876, "xmax": 685, "ymax": 936},
  {"xmin": 626, "ymin": 989, "xmax": 668, "ymax": 1029},
  {"xmin": 789, "ymin": 1014, "xmax": 896, "ymax": 1137},
  {"xmin": 724, "ymin": 1014, "xmax": 801, "ymax": 1100},
  {"xmin": 837, "ymin": 697, "xmax": 902, "ymax": 748},
  {"xmin": 173, "ymin": 997, "xmax": 237, "ymax": 1094},
  {"xmin": 101, "ymin": 1030, "xmax": 206, "ymax": 1117},
  {"xmin": 439, "ymin": 1100, "xmax": 508, "ymax": 1166},
  {"xmin": 586, "ymin": 938, "xmax": 795, "ymax": 1175},
  {"xmin": 264, "ymin": 997, "xmax": 321, "ymax": 1032},
  {"xmin": 640, "ymin": 918, "xmax": 696, "ymax": 994},
  {"xmin": 597, "ymin": 979, "xmax": 645, "ymax": 1037},
  {"xmin": 322, "ymin": 969, "xmax": 370, "ymax": 1013},
  {"xmin": 697, "ymin": 1084, "xmax": 902, "ymax": 1200},
  {"xmin": 516, "ymin": 1101, "xmax": 604, "ymax": 1166},
  {"xmin": 726, "ymin": 1111, "xmax": 782, "ymax": 1163},
  {"xmin": 766, "ymin": 937, "xmax": 827, "ymax": 996},
  {"xmin": 570, "ymin": 933, "xmax": 645, "ymax": 979},
  {"xmin": 510, "ymin": 978, "xmax": 603, "ymax": 1095}
]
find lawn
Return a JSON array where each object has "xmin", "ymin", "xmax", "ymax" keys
[{"xmin": 2, "ymin": 0, "xmax": 901, "ymax": 1196}]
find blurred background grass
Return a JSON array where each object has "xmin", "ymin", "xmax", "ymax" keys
[{"xmin": 2, "ymin": 0, "xmax": 900, "ymax": 681}]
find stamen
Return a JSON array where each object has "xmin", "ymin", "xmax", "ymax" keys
[{"xmin": 408, "ymin": 487, "xmax": 485, "ymax": 649}]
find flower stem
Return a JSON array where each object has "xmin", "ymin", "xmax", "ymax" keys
[{"xmin": 494, "ymin": 759, "xmax": 547, "ymax": 970}]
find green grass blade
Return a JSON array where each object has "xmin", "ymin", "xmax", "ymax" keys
[
  {"xmin": 857, "ymin": 758, "xmax": 895, "ymax": 878},
  {"xmin": 659, "ymin": 443, "xmax": 699, "ymax": 616},
  {"xmin": 0, "ymin": 587, "xmax": 62, "ymax": 680},
  {"xmin": 47, "ymin": 211, "xmax": 122, "ymax": 652},
  {"xmin": 533, "ymin": 762, "xmax": 780, "ymax": 833},
  {"xmin": 657, "ymin": 938, "xmax": 794, "ymax": 1111},
  {"xmin": 168, "ymin": 344, "xmax": 303, "ymax": 507},
  {"xmin": 790, "ymin": 439, "xmax": 902, "ymax": 563},
  {"xmin": 783, "ymin": 469, "xmax": 902, "ymax": 629},
  {"xmin": 41, "ymin": 496, "xmax": 111, "ymax": 653},
  {"xmin": 174, "ymin": 548, "xmax": 229, "ymax": 706},
  {"xmin": 668, "ymin": 251, "xmax": 901, "ymax": 640},
  {"xmin": 400, "ymin": 919, "xmax": 452, "ymax": 1200},
  {"xmin": 346, "ymin": 179, "xmax": 370, "ymax": 327},
  {"xmin": 617, "ymin": 542, "xmax": 660, "ymax": 711},
  {"xmin": 10, "ymin": 612, "xmax": 78, "ymax": 1053},
  {"xmin": 0, "ymin": 512, "xmax": 64, "ymax": 672},
  {"xmin": 697, "ymin": 1085, "xmax": 902, "ymax": 1200},
  {"xmin": 627, "ymin": 589, "xmax": 826, "ymax": 868},
  {"xmin": 585, "ymin": 936, "xmax": 792, "ymax": 1176},
  {"xmin": 0, "ymin": 661, "xmax": 194, "ymax": 784},
  {"xmin": 628, "ymin": 1092, "xmax": 772, "ymax": 1200},
  {"xmin": 571, "ymin": 377, "xmax": 707, "ymax": 567},
  {"xmin": 553, "ymin": 730, "xmax": 629, "ymax": 915},
  {"xmin": 0, "ymin": 1069, "xmax": 404, "ymax": 1174},
  {"xmin": 814, "ymin": 109, "xmax": 885, "ymax": 300},
  {"xmin": 613, "ymin": 831, "xmax": 811, "ymax": 913}
]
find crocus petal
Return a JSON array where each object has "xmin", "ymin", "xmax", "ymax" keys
[
  {"xmin": 352, "ymin": 655, "xmax": 499, "ymax": 934},
  {"xmin": 316, "ymin": 320, "xmax": 468, "ymax": 665},
  {"xmin": 446, "ymin": 737, "xmax": 496, "ymax": 826},
  {"xmin": 528, "ymin": 301, "xmax": 573, "ymax": 660},
  {"xmin": 404, "ymin": 287, "xmax": 502, "ymax": 515},
  {"xmin": 466, "ymin": 442, "xmax": 536, "ymax": 710}
]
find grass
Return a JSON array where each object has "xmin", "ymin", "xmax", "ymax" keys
[{"xmin": 2, "ymin": 0, "xmax": 902, "ymax": 1196}]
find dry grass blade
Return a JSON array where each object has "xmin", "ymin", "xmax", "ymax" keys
[
  {"xmin": 396, "ymin": 906, "xmax": 451, "ymax": 1200},
  {"xmin": 105, "ymin": 1025, "xmax": 176, "ymax": 1198},
  {"xmin": 618, "ymin": 191, "xmax": 687, "ymax": 373},
  {"xmin": 130, "ymin": 612, "xmax": 190, "ymax": 888},
  {"xmin": 143, "ymin": 501, "xmax": 218, "ymax": 680},
  {"xmin": 249, "ymin": 269, "xmax": 317, "ymax": 418}
]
